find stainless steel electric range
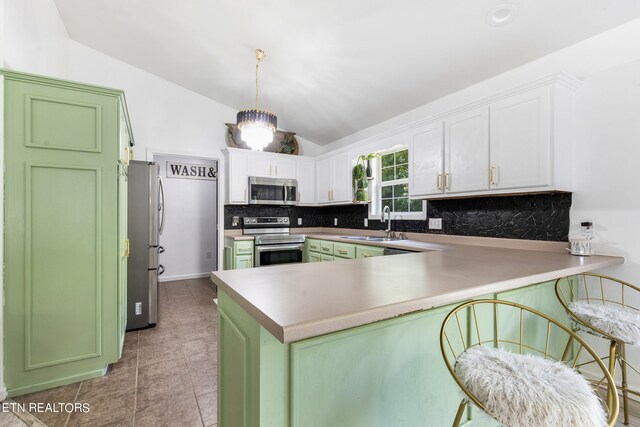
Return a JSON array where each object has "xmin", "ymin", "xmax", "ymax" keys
[{"xmin": 242, "ymin": 217, "xmax": 306, "ymax": 267}]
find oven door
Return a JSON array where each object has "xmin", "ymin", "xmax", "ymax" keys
[{"xmin": 255, "ymin": 243, "xmax": 304, "ymax": 267}]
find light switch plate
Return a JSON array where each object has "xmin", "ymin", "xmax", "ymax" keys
[
  {"xmin": 364, "ymin": 218, "xmax": 368, "ymax": 227},
  {"xmin": 428, "ymin": 218, "xmax": 443, "ymax": 230},
  {"xmin": 334, "ymin": 218, "xmax": 338, "ymax": 226},
  {"xmin": 298, "ymin": 218, "xmax": 302, "ymax": 225}
]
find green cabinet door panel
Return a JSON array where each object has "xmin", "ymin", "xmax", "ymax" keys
[
  {"xmin": 223, "ymin": 238, "xmax": 255, "ymax": 270},
  {"xmin": 3, "ymin": 71, "xmax": 131, "ymax": 396},
  {"xmin": 333, "ymin": 242, "xmax": 356, "ymax": 259},
  {"xmin": 308, "ymin": 252, "xmax": 321, "ymax": 263}
]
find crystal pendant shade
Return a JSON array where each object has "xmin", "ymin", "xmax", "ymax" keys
[{"xmin": 237, "ymin": 109, "xmax": 277, "ymax": 150}]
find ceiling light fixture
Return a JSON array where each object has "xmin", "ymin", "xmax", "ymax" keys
[
  {"xmin": 486, "ymin": 4, "xmax": 516, "ymax": 27},
  {"xmin": 237, "ymin": 49, "xmax": 277, "ymax": 151}
]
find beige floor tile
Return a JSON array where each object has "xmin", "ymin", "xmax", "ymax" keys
[
  {"xmin": 0, "ymin": 411, "xmax": 29, "ymax": 427},
  {"xmin": 138, "ymin": 339, "xmax": 185, "ymax": 367},
  {"xmin": 77, "ymin": 366, "xmax": 137, "ymax": 400},
  {"xmin": 137, "ymin": 358, "xmax": 193, "ymax": 409},
  {"xmin": 188, "ymin": 363, "xmax": 217, "ymax": 396},
  {"xmin": 196, "ymin": 391, "xmax": 217, "ymax": 427},
  {"xmin": 165, "ymin": 282, "xmax": 192, "ymax": 299},
  {"xmin": 13, "ymin": 383, "xmax": 80, "ymax": 427},
  {"xmin": 67, "ymin": 388, "xmax": 135, "ymax": 427},
  {"xmin": 182, "ymin": 335, "xmax": 217, "ymax": 358},
  {"xmin": 135, "ymin": 395, "xmax": 203, "ymax": 427}
]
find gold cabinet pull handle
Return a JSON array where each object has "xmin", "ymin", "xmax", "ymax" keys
[
  {"xmin": 436, "ymin": 174, "xmax": 442, "ymax": 190},
  {"xmin": 275, "ymin": 165, "xmax": 278, "ymax": 176},
  {"xmin": 298, "ymin": 191, "xmax": 300, "ymax": 201},
  {"xmin": 244, "ymin": 189, "xmax": 247, "ymax": 200},
  {"xmin": 490, "ymin": 166, "xmax": 496, "ymax": 186},
  {"xmin": 444, "ymin": 173, "xmax": 450, "ymax": 190},
  {"xmin": 337, "ymin": 249, "xmax": 347, "ymax": 254},
  {"xmin": 125, "ymin": 239, "xmax": 130, "ymax": 257},
  {"xmin": 363, "ymin": 254, "xmax": 373, "ymax": 258}
]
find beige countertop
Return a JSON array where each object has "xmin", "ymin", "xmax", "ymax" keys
[{"xmin": 212, "ymin": 232, "xmax": 624, "ymax": 343}]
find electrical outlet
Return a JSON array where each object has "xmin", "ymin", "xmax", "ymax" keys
[
  {"xmin": 135, "ymin": 302, "xmax": 142, "ymax": 315},
  {"xmin": 364, "ymin": 218, "xmax": 368, "ymax": 227},
  {"xmin": 334, "ymin": 218, "xmax": 338, "ymax": 226},
  {"xmin": 298, "ymin": 218, "xmax": 302, "ymax": 225},
  {"xmin": 206, "ymin": 251, "xmax": 212, "ymax": 259},
  {"xmin": 428, "ymin": 218, "xmax": 443, "ymax": 230},
  {"xmin": 232, "ymin": 216, "xmax": 240, "ymax": 227}
]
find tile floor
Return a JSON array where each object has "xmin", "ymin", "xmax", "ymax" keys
[{"xmin": 10, "ymin": 278, "xmax": 218, "ymax": 427}]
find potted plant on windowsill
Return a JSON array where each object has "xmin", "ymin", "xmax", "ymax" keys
[{"xmin": 352, "ymin": 152, "xmax": 380, "ymax": 202}]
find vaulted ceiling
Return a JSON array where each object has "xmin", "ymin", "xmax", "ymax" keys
[{"xmin": 54, "ymin": 0, "xmax": 640, "ymax": 144}]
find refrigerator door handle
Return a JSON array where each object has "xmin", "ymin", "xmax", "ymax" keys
[
  {"xmin": 158, "ymin": 264, "xmax": 165, "ymax": 276},
  {"xmin": 158, "ymin": 175, "xmax": 166, "ymax": 235}
]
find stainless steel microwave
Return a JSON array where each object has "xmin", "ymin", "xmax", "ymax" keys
[{"xmin": 248, "ymin": 177, "xmax": 298, "ymax": 205}]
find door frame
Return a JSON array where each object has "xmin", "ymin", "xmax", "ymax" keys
[{"xmin": 146, "ymin": 148, "xmax": 224, "ymax": 280}]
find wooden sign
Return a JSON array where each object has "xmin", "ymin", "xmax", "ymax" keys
[{"xmin": 166, "ymin": 162, "xmax": 217, "ymax": 181}]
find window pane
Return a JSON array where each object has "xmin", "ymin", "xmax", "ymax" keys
[
  {"xmin": 381, "ymin": 199, "xmax": 393, "ymax": 211},
  {"xmin": 381, "ymin": 167, "xmax": 394, "ymax": 182},
  {"xmin": 396, "ymin": 164, "xmax": 408, "ymax": 179},
  {"xmin": 393, "ymin": 184, "xmax": 408, "ymax": 198},
  {"xmin": 395, "ymin": 149, "xmax": 408, "ymax": 165},
  {"xmin": 381, "ymin": 153, "xmax": 394, "ymax": 168},
  {"xmin": 409, "ymin": 199, "xmax": 423, "ymax": 212},
  {"xmin": 381, "ymin": 185, "xmax": 392, "ymax": 198},
  {"xmin": 394, "ymin": 198, "xmax": 408, "ymax": 212}
]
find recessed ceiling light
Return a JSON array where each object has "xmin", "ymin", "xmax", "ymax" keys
[{"xmin": 486, "ymin": 4, "xmax": 516, "ymax": 27}]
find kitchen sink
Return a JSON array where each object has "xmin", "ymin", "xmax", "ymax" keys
[{"xmin": 339, "ymin": 236, "xmax": 403, "ymax": 242}]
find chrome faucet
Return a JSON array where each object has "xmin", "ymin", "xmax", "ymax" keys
[{"xmin": 381, "ymin": 206, "xmax": 392, "ymax": 237}]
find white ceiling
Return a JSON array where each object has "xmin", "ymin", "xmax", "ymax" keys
[{"xmin": 54, "ymin": 0, "xmax": 640, "ymax": 145}]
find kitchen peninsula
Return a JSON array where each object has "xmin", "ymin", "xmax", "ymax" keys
[{"xmin": 211, "ymin": 237, "xmax": 623, "ymax": 427}]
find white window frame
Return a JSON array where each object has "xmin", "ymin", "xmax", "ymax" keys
[{"xmin": 367, "ymin": 146, "xmax": 426, "ymax": 220}]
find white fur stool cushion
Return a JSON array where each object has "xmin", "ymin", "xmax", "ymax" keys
[
  {"xmin": 455, "ymin": 346, "xmax": 607, "ymax": 427},
  {"xmin": 569, "ymin": 300, "xmax": 640, "ymax": 345}
]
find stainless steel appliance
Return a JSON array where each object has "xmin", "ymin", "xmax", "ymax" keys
[
  {"xmin": 243, "ymin": 217, "xmax": 305, "ymax": 267},
  {"xmin": 248, "ymin": 177, "xmax": 297, "ymax": 205},
  {"xmin": 127, "ymin": 160, "xmax": 165, "ymax": 330}
]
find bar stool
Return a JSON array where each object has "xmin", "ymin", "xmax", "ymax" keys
[
  {"xmin": 556, "ymin": 273, "xmax": 640, "ymax": 425},
  {"xmin": 440, "ymin": 299, "xmax": 618, "ymax": 427}
]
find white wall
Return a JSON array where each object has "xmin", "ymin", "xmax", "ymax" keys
[{"xmin": 570, "ymin": 59, "xmax": 640, "ymax": 390}]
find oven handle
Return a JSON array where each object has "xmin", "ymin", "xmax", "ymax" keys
[{"xmin": 255, "ymin": 243, "xmax": 305, "ymax": 253}]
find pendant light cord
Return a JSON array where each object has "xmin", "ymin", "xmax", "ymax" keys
[{"xmin": 255, "ymin": 56, "xmax": 261, "ymax": 109}]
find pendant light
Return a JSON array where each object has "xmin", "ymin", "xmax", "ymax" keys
[{"xmin": 236, "ymin": 49, "xmax": 277, "ymax": 150}]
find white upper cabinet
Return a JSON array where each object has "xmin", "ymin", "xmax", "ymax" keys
[
  {"xmin": 409, "ymin": 122, "xmax": 444, "ymax": 197},
  {"xmin": 226, "ymin": 149, "xmax": 249, "ymax": 204},
  {"xmin": 331, "ymin": 152, "xmax": 352, "ymax": 203},
  {"xmin": 316, "ymin": 157, "xmax": 332, "ymax": 204},
  {"xmin": 489, "ymin": 86, "xmax": 552, "ymax": 190},
  {"xmin": 247, "ymin": 152, "xmax": 296, "ymax": 179},
  {"xmin": 296, "ymin": 158, "xmax": 316, "ymax": 205},
  {"xmin": 315, "ymin": 152, "xmax": 352, "ymax": 204},
  {"xmin": 444, "ymin": 106, "xmax": 490, "ymax": 194}
]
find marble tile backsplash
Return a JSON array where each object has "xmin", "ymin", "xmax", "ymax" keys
[{"xmin": 224, "ymin": 192, "xmax": 571, "ymax": 241}]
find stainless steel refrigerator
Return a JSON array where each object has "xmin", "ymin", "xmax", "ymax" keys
[{"xmin": 127, "ymin": 160, "xmax": 165, "ymax": 330}]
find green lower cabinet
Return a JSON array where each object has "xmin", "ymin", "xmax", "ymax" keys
[
  {"xmin": 224, "ymin": 237, "xmax": 255, "ymax": 269},
  {"xmin": 320, "ymin": 254, "xmax": 334, "ymax": 262},
  {"xmin": 356, "ymin": 245, "xmax": 385, "ymax": 258},
  {"xmin": 218, "ymin": 280, "xmax": 568, "ymax": 427},
  {"xmin": 308, "ymin": 252, "xmax": 322, "ymax": 263},
  {"xmin": 3, "ymin": 70, "xmax": 132, "ymax": 396}
]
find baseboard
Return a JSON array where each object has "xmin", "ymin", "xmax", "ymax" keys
[
  {"xmin": 7, "ymin": 369, "xmax": 104, "ymax": 397},
  {"xmin": 159, "ymin": 272, "xmax": 211, "ymax": 282},
  {"xmin": 0, "ymin": 385, "xmax": 7, "ymax": 400}
]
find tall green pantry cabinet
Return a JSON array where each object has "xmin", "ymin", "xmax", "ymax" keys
[{"xmin": 2, "ymin": 70, "xmax": 133, "ymax": 396}]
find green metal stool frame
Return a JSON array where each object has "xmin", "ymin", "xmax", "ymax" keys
[
  {"xmin": 556, "ymin": 273, "xmax": 640, "ymax": 425},
  {"xmin": 440, "ymin": 299, "xmax": 619, "ymax": 427}
]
